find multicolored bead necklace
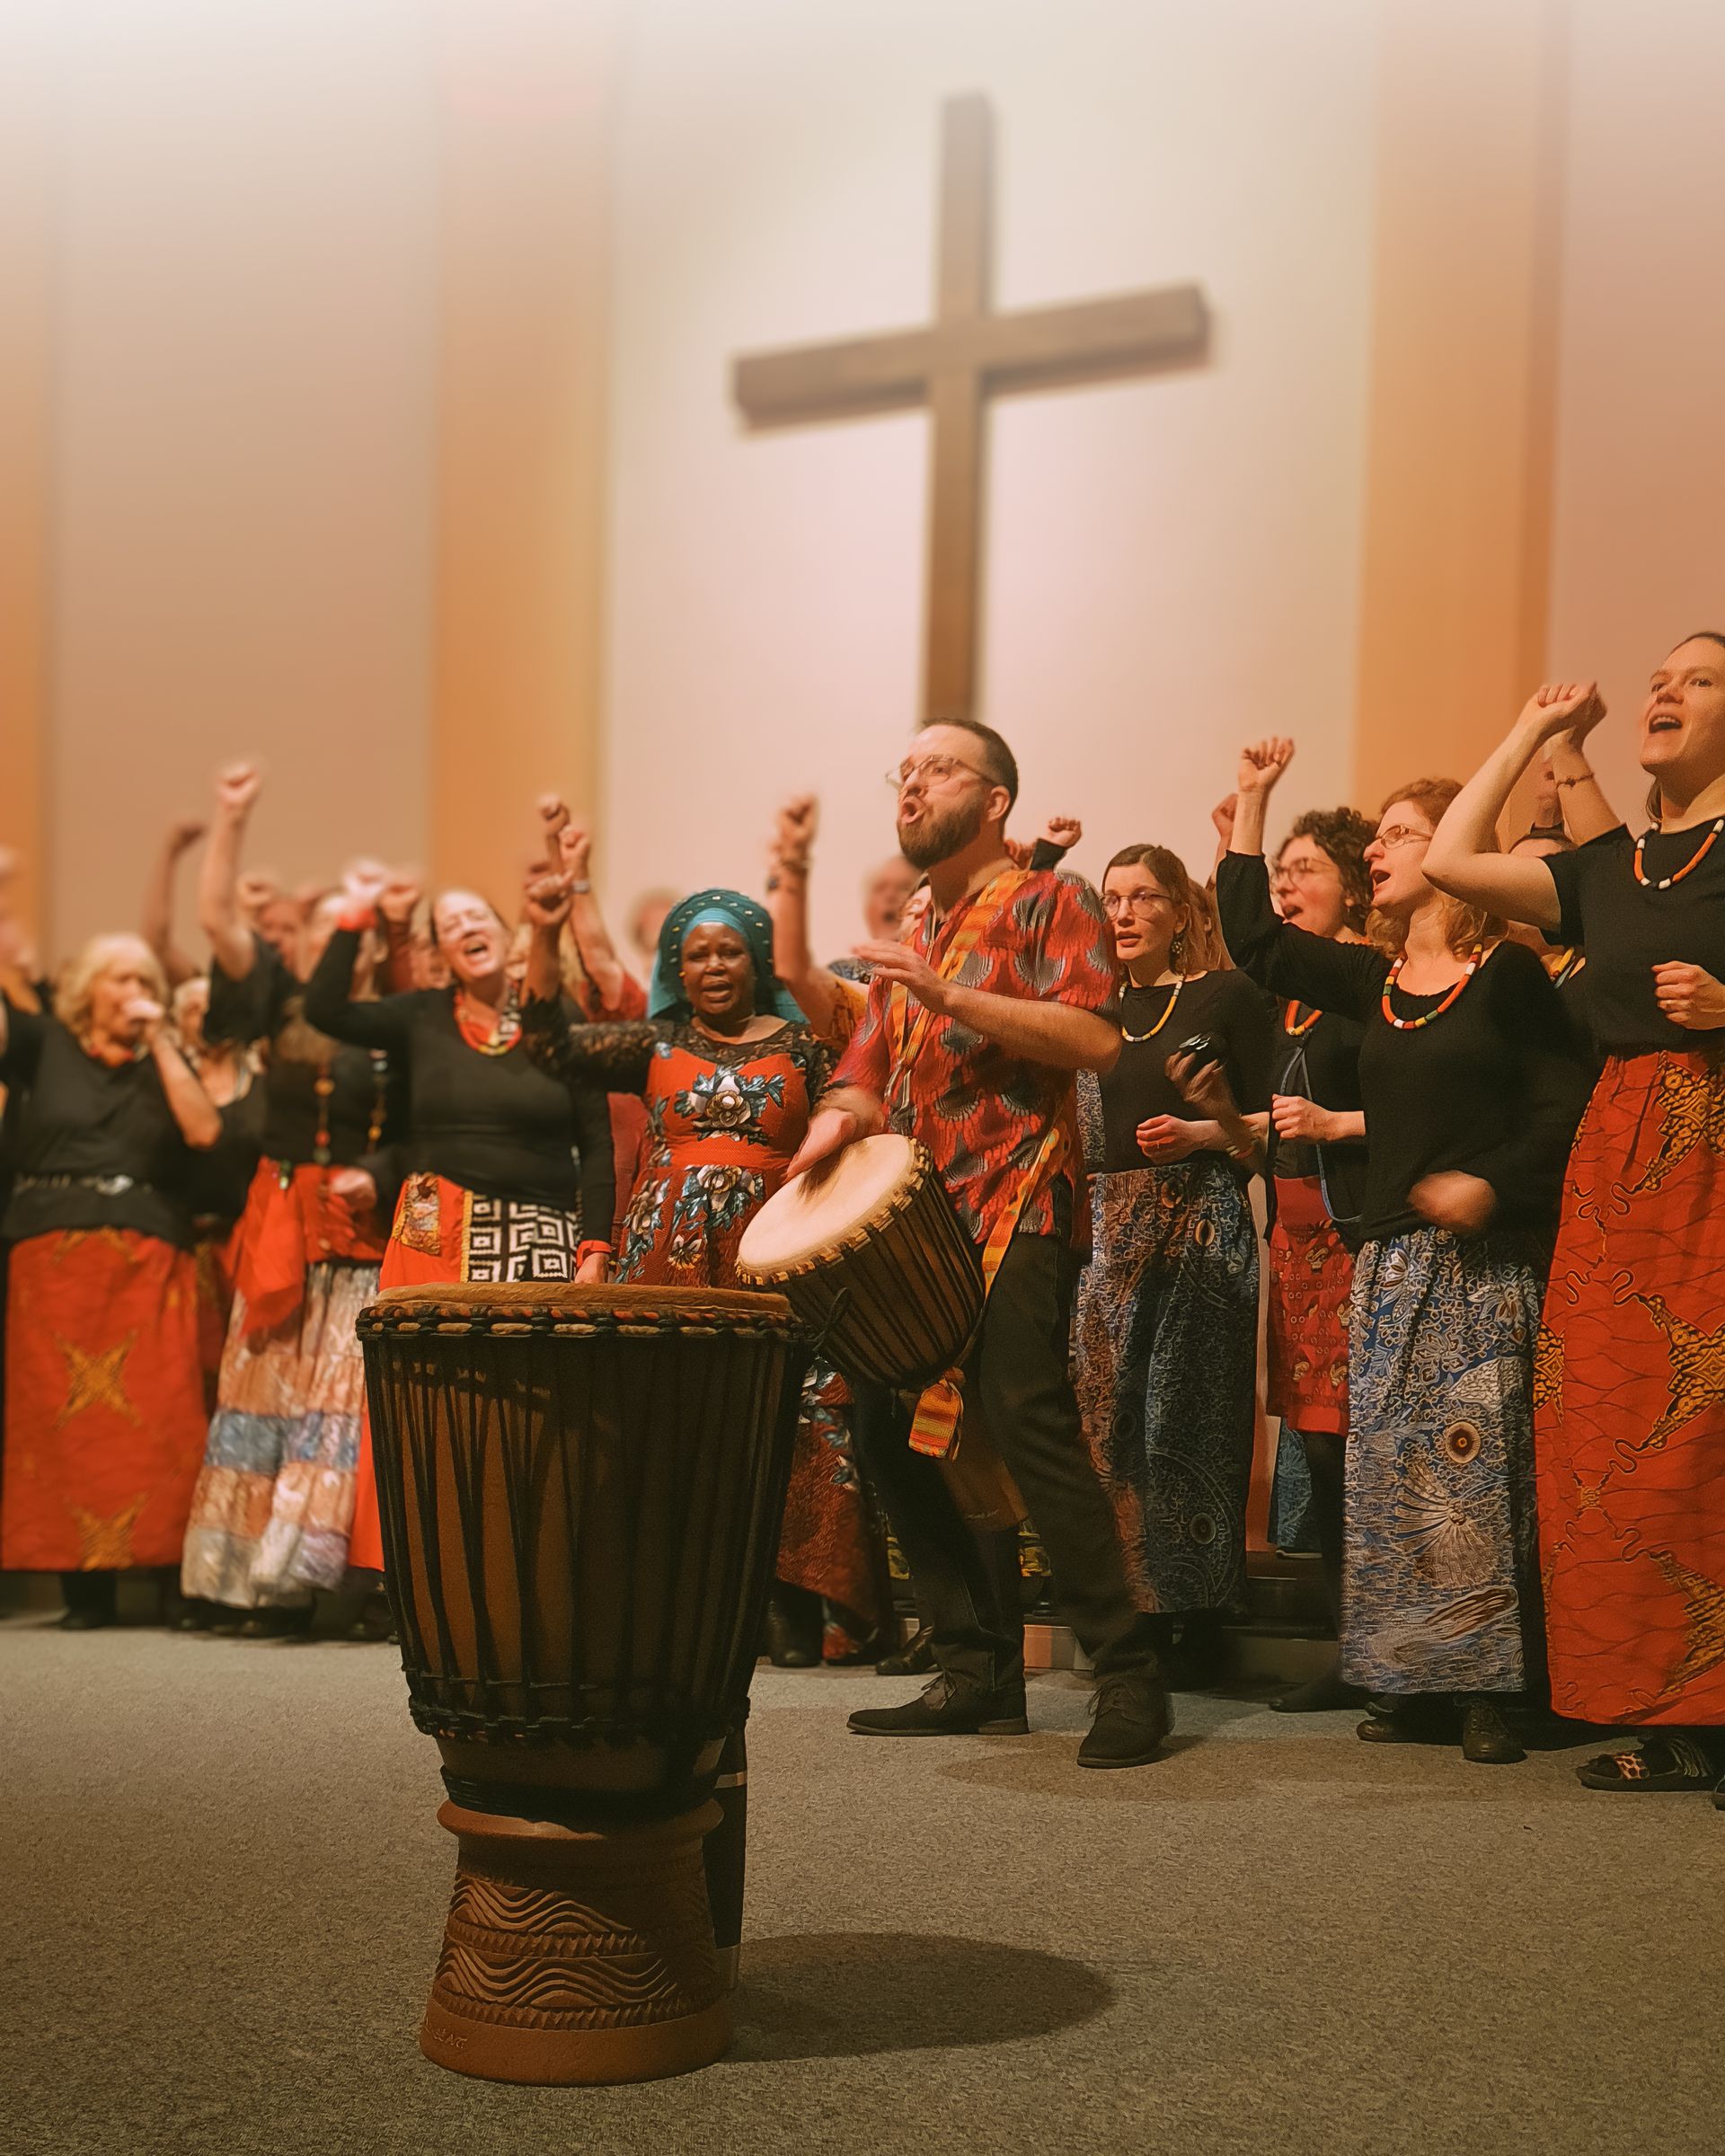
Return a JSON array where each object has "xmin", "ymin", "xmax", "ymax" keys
[
  {"xmin": 1632, "ymin": 816, "xmax": 1725, "ymax": 890},
  {"xmin": 1120, "ymin": 976, "xmax": 1184, "ymax": 1043},
  {"xmin": 1380, "ymin": 949, "xmax": 1482, "ymax": 1031},
  {"xmin": 1283, "ymin": 1000, "xmax": 1322, "ymax": 1038}
]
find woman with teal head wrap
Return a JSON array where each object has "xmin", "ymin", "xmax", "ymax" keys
[
  {"xmin": 647, "ymin": 888, "xmax": 804, "ymax": 1025},
  {"xmin": 523, "ymin": 869, "xmax": 883, "ymax": 1668}
]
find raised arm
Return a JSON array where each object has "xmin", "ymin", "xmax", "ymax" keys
[
  {"xmin": 198, "ymin": 764, "xmax": 264, "ymax": 982},
  {"xmin": 301, "ymin": 879, "xmax": 415, "ymax": 1051},
  {"xmin": 141, "ymin": 817, "xmax": 206, "ymax": 989},
  {"xmin": 376, "ymin": 870, "xmax": 425, "ymax": 995},
  {"xmin": 766, "ymin": 795, "xmax": 845, "ymax": 1041},
  {"xmin": 1425, "ymin": 684, "xmax": 1607, "ymax": 928},
  {"xmin": 536, "ymin": 800, "xmax": 636, "ymax": 1012},
  {"xmin": 1214, "ymin": 851, "xmax": 1386, "ymax": 1021},
  {"xmin": 137, "ymin": 996, "xmax": 220, "ymax": 1149},
  {"xmin": 1546, "ymin": 730, "xmax": 1622, "ymax": 844}
]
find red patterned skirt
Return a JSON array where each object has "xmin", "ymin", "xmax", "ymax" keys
[
  {"xmin": 1265, "ymin": 1174, "xmax": 1352, "ymax": 1436},
  {"xmin": 1537, "ymin": 1048, "xmax": 1725, "ymax": 1727},
  {"xmin": 1, "ymin": 1228, "xmax": 207, "ymax": 1570}
]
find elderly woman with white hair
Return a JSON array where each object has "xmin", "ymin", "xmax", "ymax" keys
[{"xmin": 0, "ymin": 932, "xmax": 219, "ymax": 1628}]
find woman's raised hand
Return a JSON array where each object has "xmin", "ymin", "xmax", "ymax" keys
[
  {"xmin": 1236, "ymin": 738, "xmax": 1296, "ymax": 797},
  {"xmin": 340, "ymin": 862, "xmax": 388, "ymax": 917},
  {"xmin": 215, "ymin": 762, "xmax": 262, "ymax": 819},
  {"xmin": 556, "ymin": 824, "xmax": 592, "ymax": 885},
  {"xmin": 1518, "ymin": 681, "xmax": 1605, "ymax": 747},
  {"xmin": 774, "ymin": 795, "xmax": 818, "ymax": 873},
  {"xmin": 1041, "ymin": 813, "xmax": 1083, "ymax": 851},
  {"xmin": 522, "ymin": 870, "xmax": 573, "ymax": 932},
  {"xmin": 377, "ymin": 871, "xmax": 422, "ymax": 929}
]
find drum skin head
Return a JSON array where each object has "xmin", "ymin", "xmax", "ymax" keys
[{"xmin": 738, "ymin": 1134, "xmax": 919, "ymax": 1273}]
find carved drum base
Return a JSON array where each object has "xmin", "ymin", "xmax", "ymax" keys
[{"xmin": 420, "ymin": 1800, "xmax": 731, "ymax": 2085}]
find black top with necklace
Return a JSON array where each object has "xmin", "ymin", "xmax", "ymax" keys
[
  {"xmin": 1216, "ymin": 853, "xmax": 1589, "ymax": 1242},
  {"xmin": 1544, "ymin": 822, "xmax": 1725, "ymax": 1053},
  {"xmin": 1096, "ymin": 969, "xmax": 1273, "ymax": 1177},
  {"xmin": 304, "ymin": 928, "xmax": 615, "ymax": 1222},
  {"xmin": 207, "ymin": 941, "xmax": 402, "ymax": 1171}
]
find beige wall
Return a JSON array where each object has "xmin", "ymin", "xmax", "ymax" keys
[
  {"xmin": 1544, "ymin": 0, "xmax": 1725, "ymax": 823},
  {"xmin": 600, "ymin": 0, "xmax": 1381, "ymax": 959},
  {"xmin": 44, "ymin": 0, "xmax": 438, "ymax": 957}
]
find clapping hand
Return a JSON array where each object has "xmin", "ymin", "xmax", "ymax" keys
[{"xmin": 1519, "ymin": 681, "xmax": 1606, "ymax": 747}]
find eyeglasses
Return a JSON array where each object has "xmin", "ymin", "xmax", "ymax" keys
[
  {"xmin": 1270, "ymin": 855, "xmax": 1338, "ymax": 887},
  {"xmin": 885, "ymin": 752, "xmax": 991, "ymax": 793},
  {"xmin": 1101, "ymin": 888, "xmax": 1174, "ymax": 918},
  {"xmin": 1371, "ymin": 823, "xmax": 1433, "ymax": 853}
]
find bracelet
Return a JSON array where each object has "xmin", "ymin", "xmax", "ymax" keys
[
  {"xmin": 1554, "ymin": 770, "xmax": 1595, "ymax": 790},
  {"xmin": 336, "ymin": 905, "xmax": 376, "ymax": 932},
  {"xmin": 576, "ymin": 1240, "xmax": 614, "ymax": 1267},
  {"xmin": 570, "ymin": 880, "xmax": 591, "ymax": 896}
]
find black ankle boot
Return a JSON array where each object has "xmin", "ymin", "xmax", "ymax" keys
[
  {"xmin": 764, "ymin": 1583, "xmax": 822, "ymax": 1668},
  {"xmin": 848, "ymin": 1673, "xmax": 1028, "ymax": 1737},
  {"xmin": 1078, "ymin": 1669, "xmax": 1173, "ymax": 1769},
  {"xmin": 875, "ymin": 1623, "xmax": 935, "ymax": 1677},
  {"xmin": 58, "ymin": 1571, "xmax": 118, "ymax": 1630}
]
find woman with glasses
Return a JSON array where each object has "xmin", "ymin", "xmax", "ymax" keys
[
  {"xmin": 1073, "ymin": 843, "xmax": 1273, "ymax": 1688},
  {"xmin": 1216, "ymin": 747, "xmax": 1588, "ymax": 1764},
  {"xmin": 1425, "ymin": 654, "xmax": 1725, "ymax": 1795},
  {"xmin": 1231, "ymin": 747, "xmax": 1377, "ymax": 1711}
]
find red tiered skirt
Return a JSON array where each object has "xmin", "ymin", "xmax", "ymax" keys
[{"xmin": 1537, "ymin": 1048, "xmax": 1725, "ymax": 1727}]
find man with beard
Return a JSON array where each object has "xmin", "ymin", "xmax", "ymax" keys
[{"xmin": 786, "ymin": 718, "xmax": 1171, "ymax": 1768}]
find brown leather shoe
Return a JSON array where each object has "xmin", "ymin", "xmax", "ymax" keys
[
  {"xmin": 1460, "ymin": 1697, "xmax": 1526, "ymax": 1765},
  {"xmin": 1077, "ymin": 1671, "xmax": 1172, "ymax": 1769}
]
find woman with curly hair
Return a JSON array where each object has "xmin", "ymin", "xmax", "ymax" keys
[
  {"xmin": 1245, "ymin": 764, "xmax": 1376, "ymax": 1711},
  {"xmin": 1217, "ymin": 746, "xmax": 1589, "ymax": 1764},
  {"xmin": 1, "ymin": 934, "xmax": 219, "ymax": 1627}
]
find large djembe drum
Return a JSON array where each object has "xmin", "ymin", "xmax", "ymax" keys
[{"xmin": 358, "ymin": 1283, "xmax": 806, "ymax": 2086}]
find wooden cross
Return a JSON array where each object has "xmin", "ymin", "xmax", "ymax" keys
[{"xmin": 733, "ymin": 93, "xmax": 1209, "ymax": 721}]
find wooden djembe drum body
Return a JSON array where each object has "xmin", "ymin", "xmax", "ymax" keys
[{"xmin": 358, "ymin": 1283, "xmax": 805, "ymax": 2087}]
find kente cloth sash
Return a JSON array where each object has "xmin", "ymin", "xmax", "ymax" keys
[
  {"xmin": 233, "ymin": 1159, "xmax": 389, "ymax": 1339},
  {"xmin": 881, "ymin": 868, "xmax": 1073, "ymax": 1463}
]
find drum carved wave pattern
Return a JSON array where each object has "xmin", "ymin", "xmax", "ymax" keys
[{"xmin": 430, "ymin": 1860, "xmax": 722, "ymax": 2031}]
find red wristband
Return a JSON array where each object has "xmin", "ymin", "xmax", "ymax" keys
[
  {"xmin": 336, "ymin": 904, "xmax": 376, "ymax": 933},
  {"xmin": 576, "ymin": 1240, "xmax": 614, "ymax": 1266}
]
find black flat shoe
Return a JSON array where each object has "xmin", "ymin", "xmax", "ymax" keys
[
  {"xmin": 848, "ymin": 1674, "xmax": 1028, "ymax": 1737},
  {"xmin": 1357, "ymin": 1695, "xmax": 1455, "ymax": 1745},
  {"xmin": 876, "ymin": 1624, "xmax": 936, "ymax": 1677},
  {"xmin": 1460, "ymin": 1697, "xmax": 1526, "ymax": 1764},
  {"xmin": 239, "ymin": 1605, "xmax": 314, "ymax": 1641},
  {"xmin": 172, "ymin": 1600, "xmax": 217, "ymax": 1633},
  {"xmin": 764, "ymin": 1592, "xmax": 821, "ymax": 1668},
  {"xmin": 56, "ymin": 1608, "xmax": 114, "ymax": 1632},
  {"xmin": 1077, "ymin": 1671, "xmax": 1172, "ymax": 1769}
]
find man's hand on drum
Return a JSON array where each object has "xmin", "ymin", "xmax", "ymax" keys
[
  {"xmin": 852, "ymin": 940, "xmax": 950, "ymax": 1012},
  {"xmin": 787, "ymin": 1090, "xmax": 884, "ymax": 1183}
]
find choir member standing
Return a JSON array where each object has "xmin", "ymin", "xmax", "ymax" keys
[
  {"xmin": 521, "ymin": 879, "xmax": 883, "ymax": 1665},
  {"xmin": 1218, "ymin": 746, "xmax": 1589, "ymax": 1764},
  {"xmin": 1227, "ymin": 752, "xmax": 1376, "ymax": 1711},
  {"xmin": 1426, "ymin": 650, "xmax": 1725, "ymax": 1792},
  {"xmin": 1, "ymin": 936, "xmax": 219, "ymax": 1627},
  {"xmin": 304, "ymin": 868, "xmax": 617, "ymax": 1575},
  {"xmin": 1073, "ymin": 843, "xmax": 1272, "ymax": 1685},
  {"xmin": 179, "ymin": 765, "xmax": 400, "ymax": 1631},
  {"xmin": 788, "ymin": 719, "xmax": 1171, "ymax": 1767}
]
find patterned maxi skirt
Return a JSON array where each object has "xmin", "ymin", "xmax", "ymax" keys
[
  {"xmin": 180, "ymin": 1259, "xmax": 378, "ymax": 1605},
  {"xmin": 1536, "ymin": 1049, "xmax": 1725, "ymax": 1727},
  {"xmin": 3, "ymin": 1229, "xmax": 207, "ymax": 1571},
  {"xmin": 1344, "ymin": 1229, "xmax": 1544, "ymax": 1696},
  {"xmin": 1075, "ymin": 1157, "xmax": 1259, "ymax": 1614}
]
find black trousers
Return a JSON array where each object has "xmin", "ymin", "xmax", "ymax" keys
[{"xmin": 854, "ymin": 1233, "xmax": 1161, "ymax": 1695}]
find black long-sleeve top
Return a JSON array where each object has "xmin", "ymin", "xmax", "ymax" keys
[
  {"xmin": 1216, "ymin": 853, "xmax": 1588, "ymax": 1242},
  {"xmin": 1096, "ymin": 969, "xmax": 1273, "ymax": 1177},
  {"xmin": 304, "ymin": 928, "xmax": 615, "ymax": 1226},
  {"xmin": 1268, "ymin": 1003, "xmax": 1369, "ymax": 1245},
  {"xmin": 0, "ymin": 1005, "xmax": 201, "ymax": 1248},
  {"xmin": 206, "ymin": 941, "xmax": 402, "ymax": 1171}
]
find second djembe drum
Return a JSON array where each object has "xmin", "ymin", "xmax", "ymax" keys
[{"xmin": 358, "ymin": 1283, "xmax": 806, "ymax": 2086}]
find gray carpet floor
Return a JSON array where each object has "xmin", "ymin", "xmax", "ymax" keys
[{"xmin": 1, "ymin": 1613, "xmax": 1718, "ymax": 2156}]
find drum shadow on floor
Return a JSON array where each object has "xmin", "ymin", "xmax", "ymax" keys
[{"xmin": 731, "ymin": 1931, "xmax": 1112, "ymax": 2062}]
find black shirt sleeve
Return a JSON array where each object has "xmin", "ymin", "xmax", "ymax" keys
[
  {"xmin": 301, "ymin": 928, "xmax": 417, "ymax": 1052},
  {"xmin": 0, "ymin": 998, "xmax": 47, "ymax": 1085},
  {"xmin": 1215, "ymin": 853, "xmax": 1389, "ymax": 1021},
  {"xmin": 206, "ymin": 942, "xmax": 285, "ymax": 1047},
  {"xmin": 569, "ymin": 1084, "xmax": 617, "ymax": 1247},
  {"xmin": 1466, "ymin": 945, "xmax": 1592, "ymax": 1217},
  {"xmin": 1544, "ymin": 826, "xmax": 1628, "ymax": 950},
  {"xmin": 521, "ymin": 996, "xmax": 659, "ymax": 1093}
]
